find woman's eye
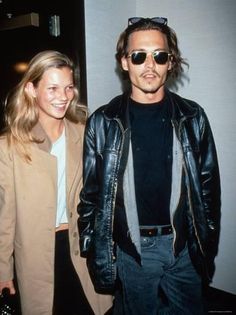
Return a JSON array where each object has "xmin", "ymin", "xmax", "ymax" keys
[{"xmin": 48, "ymin": 86, "xmax": 57, "ymax": 91}]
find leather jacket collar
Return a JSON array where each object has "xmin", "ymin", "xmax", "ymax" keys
[{"xmin": 102, "ymin": 89, "xmax": 198, "ymax": 128}]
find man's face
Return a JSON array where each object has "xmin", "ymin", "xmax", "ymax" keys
[{"xmin": 121, "ymin": 29, "xmax": 172, "ymax": 103}]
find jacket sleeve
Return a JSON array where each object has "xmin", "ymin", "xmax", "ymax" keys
[
  {"xmin": 77, "ymin": 115, "xmax": 99, "ymax": 257},
  {"xmin": 198, "ymin": 109, "xmax": 221, "ymax": 261},
  {"xmin": 0, "ymin": 142, "xmax": 16, "ymax": 282}
]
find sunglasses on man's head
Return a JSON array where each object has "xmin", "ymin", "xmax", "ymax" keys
[
  {"xmin": 127, "ymin": 51, "xmax": 171, "ymax": 65},
  {"xmin": 128, "ymin": 17, "xmax": 168, "ymax": 26}
]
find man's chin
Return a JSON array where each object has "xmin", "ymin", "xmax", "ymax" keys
[
  {"xmin": 141, "ymin": 82, "xmax": 165, "ymax": 94},
  {"xmin": 142, "ymin": 87, "xmax": 161, "ymax": 94}
]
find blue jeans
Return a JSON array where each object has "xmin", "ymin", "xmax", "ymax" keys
[{"xmin": 114, "ymin": 234, "xmax": 204, "ymax": 315}]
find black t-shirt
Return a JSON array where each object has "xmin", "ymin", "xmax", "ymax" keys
[{"xmin": 129, "ymin": 95, "xmax": 173, "ymax": 225}]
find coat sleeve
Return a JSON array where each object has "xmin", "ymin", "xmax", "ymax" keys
[
  {"xmin": 198, "ymin": 109, "xmax": 221, "ymax": 261},
  {"xmin": 77, "ymin": 115, "xmax": 99, "ymax": 257},
  {"xmin": 0, "ymin": 141, "xmax": 16, "ymax": 282}
]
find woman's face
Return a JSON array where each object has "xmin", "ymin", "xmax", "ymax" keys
[{"xmin": 30, "ymin": 66, "xmax": 74, "ymax": 122}]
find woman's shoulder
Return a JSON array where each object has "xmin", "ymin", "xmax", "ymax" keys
[
  {"xmin": 65, "ymin": 119, "xmax": 85, "ymax": 140},
  {"xmin": 0, "ymin": 134, "xmax": 8, "ymax": 148},
  {"xmin": 66, "ymin": 118, "xmax": 85, "ymax": 130},
  {"xmin": 0, "ymin": 134, "xmax": 14, "ymax": 161}
]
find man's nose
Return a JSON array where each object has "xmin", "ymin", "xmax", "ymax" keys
[{"xmin": 145, "ymin": 53, "xmax": 155, "ymax": 67}]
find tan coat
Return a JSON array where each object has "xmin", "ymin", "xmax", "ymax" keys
[{"xmin": 0, "ymin": 120, "xmax": 113, "ymax": 315}]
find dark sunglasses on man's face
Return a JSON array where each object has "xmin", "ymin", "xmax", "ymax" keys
[
  {"xmin": 127, "ymin": 51, "xmax": 171, "ymax": 65},
  {"xmin": 128, "ymin": 17, "xmax": 168, "ymax": 26}
]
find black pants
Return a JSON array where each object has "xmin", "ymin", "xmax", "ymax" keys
[{"xmin": 53, "ymin": 229, "xmax": 94, "ymax": 315}]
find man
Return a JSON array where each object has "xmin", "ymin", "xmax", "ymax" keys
[{"xmin": 78, "ymin": 17, "xmax": 221, "ymax": 315}]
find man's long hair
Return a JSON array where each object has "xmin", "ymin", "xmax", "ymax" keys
[{"xmin": 116, "ymin": 19, "xmax": 188, "ymax": 79}]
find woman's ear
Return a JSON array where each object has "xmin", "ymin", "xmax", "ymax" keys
[{"xmin": 25, "ymin": 82, "xmax": 37, "ymax": 98}]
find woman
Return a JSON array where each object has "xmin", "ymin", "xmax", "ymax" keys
[{"xmin": 0, "ymin": 50, "xmax": 112, "ymax": 315}]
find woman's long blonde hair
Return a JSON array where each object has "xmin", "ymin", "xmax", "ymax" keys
[{"xmin": 4, "ymin": 50, "xmax": 87, "ymax": 159}]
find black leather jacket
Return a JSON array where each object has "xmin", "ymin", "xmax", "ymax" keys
[{"xmin": 78, "ymin": 90, "xmax": 221, "ymax": 293}]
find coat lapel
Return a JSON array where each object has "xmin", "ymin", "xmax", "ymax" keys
[{"xmin": 64, "ymin": 120, "xmax": 84, "ymax": 198}]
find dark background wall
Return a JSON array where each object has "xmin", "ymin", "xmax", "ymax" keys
[{"xmin": 0, "ymin": 0, "xmax": 86, "ymax": 130}]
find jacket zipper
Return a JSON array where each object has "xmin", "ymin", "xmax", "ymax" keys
[{"xmin": 110, "ymin": 118, "xmax": 125, "ymax": 280}]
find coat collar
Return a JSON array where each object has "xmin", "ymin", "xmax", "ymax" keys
[
  {"xmin": 102, "ymin": 92, "xmax": 130, "ymax": 130},
  {"xmin": 165, "ymin": 89, "xmax": 198, "ymax": 122},
  {"xmin": 32, "ymin": 119, "xmax": 84, "ymax": 197},
  {"xmin": 102, "ymin": 89, "xmax": 198, "ymax": 129},
  {"xmin": 31, "ymin": 119, "xmax": 82, "ymax": 153},
  {"xmin": 31, "ymin": 122, "xmax": 51, "ymax": 152}
]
